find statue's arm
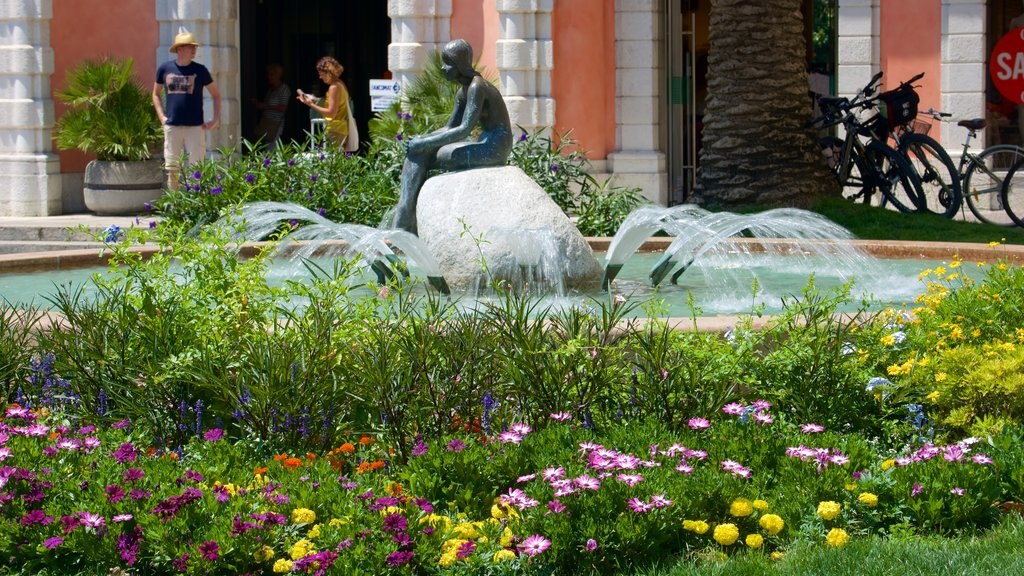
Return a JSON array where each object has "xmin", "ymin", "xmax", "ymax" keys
[{"xmin": 408, "ymin": 83, "xmax": 481, "ymax": 152}]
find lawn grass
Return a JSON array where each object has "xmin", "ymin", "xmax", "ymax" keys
[
  {"xmin": 810, "ymin": 196, "xmax": 1024, "ymax": 244},
  {"xmin": 637, "ymin": 515, "xmax": 1024, "ymax": 576}
]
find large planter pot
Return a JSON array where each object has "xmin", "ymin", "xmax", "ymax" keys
[{"xmin": 83, "ymin": 159, "xmax": 164, "ymax": 215}]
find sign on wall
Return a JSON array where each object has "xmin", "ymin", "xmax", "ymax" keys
[
  {"xmin": 991, "ymin": 27, "xmax": 1024, "ymax": 105},
  {"xmin": 369, "ymin": 79, "xmax": 401, "ymax": 112}
]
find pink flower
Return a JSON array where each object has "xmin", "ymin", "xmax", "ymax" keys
[
  {"xmin": 549, "ymin": 412, "xmax": 572, "ymax": 422},
  {"xmin": 801, "ymin": 423, "xmax": 825, "ymax": 433},
  {"xmin": 542, "ymin": 467, "xmax": 566, "ymax": 482},
  {"xmin": 577, "ymin": 442, "xmax": 602, "ymax": 454},
  {"xmin": 203, "ymin": 428, "xmax": 224, "ymax": 442},
  {"xmin": 519, "ymin": 534, "xmax": 552, "ymax": 556},
  {"xmin": 675, "ymin": 462, "xmax": 693, "ymax": 474},
  {"xmin": 950, "ymin": 487, "xmax": 965, "ymax": 496},
  {"xmin": 626, "ymin": 498, "xmax": 652, "ymax": 513},
  {"xmin": 722, "ymin": 403, "xmax": 745, "ymax": 415},
  {"xmin": 911, "ymin": 483, "xmax": 924, "ymax": 497},
  {"xmin": 517, "ymin": 474, "xmax": 537, "ymax": 483},
  {"xmin": 498, "ymin": 431, "xmax": 523, "ymax": 444},
  {"xmin": 752, "ymin": 400, "xmax": 772, "ymax": 412},
  {"xmin": 616, "ymin": 474, "xmax": 644, "ymax": 487},
  {"xmin": 574, "ymin": 475, "xmax": 601, "ymax": 491},
  {"xmin": 972, "ymin": 454, "xmax": 993, "ymax": 465},
  {"xmin": 547, "ymin": 500, "xmax": 566, "ymax": 514},
  {"xmin": 753, "ymin": 412, "xmax": 774, "ymax": 426},
  {"xmin": 651, "ymin": 494, "xmax": 673, "ymax": 508},
  {"xmin": 510, "ymin": 423, "xmax": 532, "ymax": 435},
  {"xmin": 113, "ymin": 514, "xmax": 134, "ymax": 523},
  {"xmin": 584, "ymin": 538, "xmax": 598, "ymax": 552},
  {"xmin": 0, "ymin": 447, "xmax": 12, "ymax": 461},
  {"xmin": 78, "ymin": 512, "xmax": 105, "ymax": 528},
  {"xmin": 688, "ymin": 417, "xmax": 711, "ymax": 430}
]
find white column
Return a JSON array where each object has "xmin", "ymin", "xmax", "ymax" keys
[
  {"xmin": 836, "ymin": 0, "xmax": 880, "ymax": 100},
  {"xmin": 495, "ymin": 0, "xmax": 555, "ymax": 135},
  {"xmin": 941, "ymin": 0, "xmax": 986, "ymax": 149},
  {"xmin": 388, "ymin": 0, "xmax": 453, "ymax": 90},
  {"xmin": 0, "ymin": 0, "xmax": 61, "ymax": 216},
  {"xmin": 607, "ymin": 0, "xmax": 666, "ymax": 206},
  {"xmin": 155, "ymin": 0, "xmax": 240, "ymax": 155}
]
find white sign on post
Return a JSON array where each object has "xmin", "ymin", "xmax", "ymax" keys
[{"xmin": 369, "ymin": 79, "xmax": 401, "ymax": 112}]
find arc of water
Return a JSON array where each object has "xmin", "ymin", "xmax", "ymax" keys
[
  {"xmin": 649, "ymin": 208, "xmax": 863, "ymax": 287},
  {"xmin": 601, "ymin": 204, "xmax": 710, "ymax": 289},
  {"xmin": 223, "ymin": 201, "xmax": 451, "ymax": 294}
]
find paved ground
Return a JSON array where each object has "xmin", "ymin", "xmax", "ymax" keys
[{"xmin": 0, "ymin": 213, "xmax": 157, "ymax": 254}]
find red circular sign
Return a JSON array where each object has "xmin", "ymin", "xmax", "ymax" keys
[{"xmin": 991, "ymin": 27, "xmax": 1024, "ymax": 105}]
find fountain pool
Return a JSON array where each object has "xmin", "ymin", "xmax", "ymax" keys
[{"xmin": 0, "ymin": 246, "xmax": 990, "ymax": 317}]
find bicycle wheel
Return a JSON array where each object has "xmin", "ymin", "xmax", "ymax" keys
[
  {"xmin": 898, "ymin": 133, "xmax": 962, "ymax": 218},
  {"xmin": 1000, "ymin": 156, "xmax": 1024, "ymax": 227},
  {"xmin": 963, "ymin": 144, "xmax": 1024, "ymax": 226},
  {"xmin": 820, "ymin": 136, "xmax": 873, "ymax": 204},
  {"xmin": 865, "ymin": 140, "xmax": 922, "ymax": 213}
]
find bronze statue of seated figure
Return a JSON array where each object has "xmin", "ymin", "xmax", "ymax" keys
[{"xmin": 393, "ymin": 39, "xmax": 513, "ymax": 235}]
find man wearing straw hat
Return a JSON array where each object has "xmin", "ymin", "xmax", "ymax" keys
[{"xmin": 152, "ymin": 29, "xmax": 221, "ymax": 191}]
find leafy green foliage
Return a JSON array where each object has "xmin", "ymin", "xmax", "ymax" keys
[
  {"xmin": 53, "ymin": 57, "xmax": 162, "ymax": 161},
  {"xmin": 0, "ymin": 300, "xmax": 42, "ymax": 403}
]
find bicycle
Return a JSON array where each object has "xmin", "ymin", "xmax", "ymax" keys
[
  {"xmin": 812, "ymin": 72, "xmax": 923, "ymax": 213},
  {"xmin": 914, "ymin": 111, "xmax": 1024, "ymax": 227},
  {"xmin": 994, "ymin": 153, "xmax": 1024, "ymax": 227},
  {"xmin": 884, "ymin": 75, "xmax": 963, "ymax": 218}
]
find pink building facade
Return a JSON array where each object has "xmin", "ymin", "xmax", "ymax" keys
[{"xmin": 0, "ymin": 0, "xmax": 1011, "ymax": 216}]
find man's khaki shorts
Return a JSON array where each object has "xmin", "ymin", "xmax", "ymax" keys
[{"xmin": 163, "ymin": 125, "xmax": 206, "ymax": 169}]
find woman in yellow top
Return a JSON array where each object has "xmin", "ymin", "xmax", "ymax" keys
[{"xmin": 298, "ymin": 56, "xmax": 350, "ymax": 148}]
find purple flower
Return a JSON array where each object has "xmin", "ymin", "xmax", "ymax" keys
[
  {"xmin": 198, "ymin": 540, "xmax": 220, "ymax": 561},
  {"xmin": 43, "ymin": 536, "xmax": 63, "ymax": 549},
  {"xmin": 688, "ymin": 417, "xmax": 711, "ymax": 430},
  {"xmin": 263, "ymin": 157, "xmax": 271, "ymax": 166},
  {"xmin": 20, "ymin": 509, "xmax": 54, "ymax": 526},
  {"xmin": 173, "ymin": 553, "xmax": 189, "ymax": 572},
  {"xmin": 203, "ymin": 428, "xmax": 224, "ymax": 442},
  {"xmin": 310, "ymin": 173, "xmax": 319, "ymax": 183},
  {"xmin": 288, "ymin": 158, "xmax": 296, "ymax": 167},
  {"xmin": 117, "ymin": 525, "xmax": 143, "ymax": 565},
  {"xmin": 210, "ymin": 186, "xmax": 223, "ymax": 196},
  {"xmin": 411, "ymin": 439, "xmax": 428, "ymax": 456},
  {"xmin": 396, "ymin": 133, "xmax": 403, "ymax": 141},
  {"xmin": 519, "ymin": 132, "xmax": 528, "ymax": 142},
  {"xmin": 317, "ymin": 207, "xmax": 327, "ymax": 217},
  {"xmin": 584, "ymin": 538, "xmax": 598, "ymax": 552},
  {"xmin": 456, "ymin": 540, "xmax": 476, "ymax": 559},
  {"xmin": 547, "ymin": 499, "xmax": 566, "ymax": 514},
  {"xmin": 519, "ymin": 534, "xmax": 552, "ymax": 555},
  {"xmin": 106, "ymin": 484, "xmax": 126, "ymax": 503},
  {"xmin": 143, "ymin": 202, "xmax": 152, "ymax": 211},
  {"xmin": 382, "ymin": 513, "xmax": 408, "ymax": 533},
  {"xmin": 78, "ymin": 511, "xmax": 105, "ymax": 528},
  {"xmin": 551, "ymin": 164, "xmax": 559, "ymax": 171},
  {"xmin": 112, "ymin": 419, "xmax": 131, "ymax": 430},
  {"xmin": 245, "ymin": 173, "xmax": 255, "ymax": 183},
  {"xmin": 911, "ymin": 482, "xmax": 924, "ymax": 497},
  {"xmin": 386, "ymin": 550, "xmax": 414, "ymax": 567},
  {"xmin": 112, "ymin": 442, "xmax": 139, "ymax": 464},
  {"xmin": 123, "ymin": 468, "xmax": 145, "ymax": 483},
  {"xmin": 447, "ymin": 439, "xmax": 466, "ymax": 452}
]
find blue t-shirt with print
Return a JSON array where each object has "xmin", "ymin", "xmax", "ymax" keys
[{"xmin": 156, "ymin": 60, "xmax": 213, "ymax": 126}]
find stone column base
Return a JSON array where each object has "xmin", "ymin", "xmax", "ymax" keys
[
  {"xmin": 607, "ymin": 151, "xmax": 667, "ymax": 205},
  {"xmin": 0, "ymin": 154, "xmax": 62, "ymax": 216}
]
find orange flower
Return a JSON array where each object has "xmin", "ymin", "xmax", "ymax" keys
[
  {"xmin": 282, "ymin": 457, "xmax": 303, "ymax": 470},
  {"xmin": 386, "ymin": 482, "xmax": 404, "ymax": 496},
  {"xmin": 146, "ymin": 447, "xmax": 157, "ymax": 458},
  {"xmin": 356, "ymin": 461, "xmax": 371, "ymax": 474},
  {"xmin": 339, "ymin": 443, "xmax": 356, "ymax": 454},
  {"xmin": 254, "ymin": 467, "xmax": 269, "ymax": 475},
  {"xmin": 165, "ymin": 452, "xmax": 180, "ymax": 461},
  {"xmin": 273, "ymin": 453, "xmax": 290, "ymax": 461},
  {"xmin": 305, "ymin": 452, "xmax": 317, "ymax": 462},
  {"xmin": 369, "ymin": 460, "xmax": 386, "ymax": 471},
  {"xmin": 359, "ymin": 435, "xmax": 374, "ymax": 446},
  {"xmin": 48, "ymin": 432, "xmax": 61, "ymax": 441},
  {"xmin": 329, "ymin": 459, "xmax": 344, "ymax": 471}
]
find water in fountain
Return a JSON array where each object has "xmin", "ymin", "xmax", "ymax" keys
[
  {"xmin": 477, "ymin": 228, "xmax": 567, "ymax": 295},
  {"xmin": 604, "ymin": 205, "xmax": 886, "ymax": 292},
  {"xmin": 222, "ymin": 201, "xmax": 450, "ymax": 294}
]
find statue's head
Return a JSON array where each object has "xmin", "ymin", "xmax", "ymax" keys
[{"xmin": 442, "ymin": 39, "xmax": 476, "ymax": 78}]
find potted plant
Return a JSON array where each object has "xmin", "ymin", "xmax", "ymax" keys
[{"xmin": 54, "ymin": 57, "xmax": 164, "ymax": 214}]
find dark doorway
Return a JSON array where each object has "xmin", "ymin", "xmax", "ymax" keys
[{"xmin": 239, "ymin": 0, "xmax": 390, "ymax": 148}]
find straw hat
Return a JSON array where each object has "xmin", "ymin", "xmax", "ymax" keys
[{"xmin": 170, "ymin": 31, "xmax": 200, "ymax": 53}]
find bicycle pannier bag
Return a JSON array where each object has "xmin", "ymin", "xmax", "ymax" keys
[{"xmin": 879, "ymin": 85, "xmax": 919, "ymax": 130}]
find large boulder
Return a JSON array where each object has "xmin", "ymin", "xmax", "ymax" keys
[{"xmin": 416, "ymin": 166, "xmax": 603, "ymax": 292}]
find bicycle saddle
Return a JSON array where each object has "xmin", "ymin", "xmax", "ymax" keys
[{"xmin": 957, "ymin": 118, "xmax": 986, "ymax": 130}]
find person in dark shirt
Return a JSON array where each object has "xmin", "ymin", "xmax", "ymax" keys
[{"xmin": 152, "ymin": 30, "xmax": 222, "ymax": 191}]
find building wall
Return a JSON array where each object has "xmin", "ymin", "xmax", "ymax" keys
[
  {"xmin": 880, "ymin": 0, "xmax": 941, "ymax": 113},
  {"xmin": 51, "ymin": 0, "xmax": 159, "ymax": 173},
  {"xmin": 452, "ymin": 0, "xmax": 499, "ymax": 76}
]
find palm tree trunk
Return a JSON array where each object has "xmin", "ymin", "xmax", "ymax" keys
[{"xmin": 696, "ymin": 0, "xmax": 838, "ymax": 207}]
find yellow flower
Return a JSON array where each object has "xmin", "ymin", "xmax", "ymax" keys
[
  {"xmin": 881, "ymin": 459, "xmax": 896, "ymax": 471},
  {"xmin": 989, "ymin": 241, "xmax": 1001, "ymax": 247},
  {"xmin": 380, "ymin": 506, "xmax": 402, "ymax": 516},
  {"xmin": 927, "ymin": 390, "xmax": 941, "ymax": 402},
  {"xmin": 758, "ymin": 514, "xmax": 785, "ymax": 535},
  {"xmin": 826, "ymin": 527, "xmax": 850, "ymax": 548},
  {"xmin": 500, "ymin": 527, "xmax": 514, "ymax": 547},
  {"xmin": 858, "ymin": 492, "xmax": 879, "ymax": 508},
  {"xmin": 817, "ymin": 501, "xmax": 841, "ymax": 521},
  {"xmin": 289, "ymin": 538, "xmax": 314, "ymax": 560},
  {"xmin": 439, "ymin": 551, "xmax": 458, "ymax": 568},
  {"xmin": 881, "ymin": 334, "xmax": 896, "ymax": 347},
  {"xmin": 683, "ymin": 520, "xmax": 710, "ymax": 534},
  {"xmin": 291, "ymin": 508, "xmax": 316, "ymax": 525},
  {"xmin": 729, "ymin": 498, "xmax": 754, "ymax": 517},
  {"xmin": 934, "ymin": 372, "xmax": 947, "ymax": 383},
  {"xmin": 753, "ymin": 499, "xmax": 769, "ymax": 512},
  {"xmin": 844, "ymin": 483, "xmax": 857, "ymax": 491},
  {"xmin": 329, "ymin": 517, "xmax": 348, "ymax": 526},
  {"xmin": 950, "ymin": 259, "xmax": 961, "ymax": 269},
  {"xmin": 713, "ymin": 523, "xmax": 740, "ymax": 546},
  {"xmin": 254, "ymin": 545, "xmax": 275, "ymax": 562},
  {"xmin": 272, "ymin": 559, "xmax": 294, "ymax": 573},
  {"xmin": 452, "ymin": 522, "xmax": 479, "ymax": 539},
  {"xmin": 745, "ymin": 533, "xmax": 764, "ymax": 549},
  {"xmin": 307, "ymin": 524, "xmax": 321, "ymax": 539},
  {"xmin": 442, "ymin": 539, "xmax": 469, "ymax": 555},
  {"xmin": 934, "ymin": 266, "xmax": 946, "ymax": 275},
  {"xmin": 770, "ymin": 551, "xmax": 785, "ymax": 561},
  {"xmin": 493, "ymin": 549, "xmax": 517, "ymax": 563}
]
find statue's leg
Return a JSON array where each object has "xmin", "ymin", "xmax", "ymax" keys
[
  {"xmin": 436, "ymin": 139, "xmax": 506, "ymax": 170},
  {"xmin": 393, "ymin": 154, "xmax": 432, "ymax": 235}
]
